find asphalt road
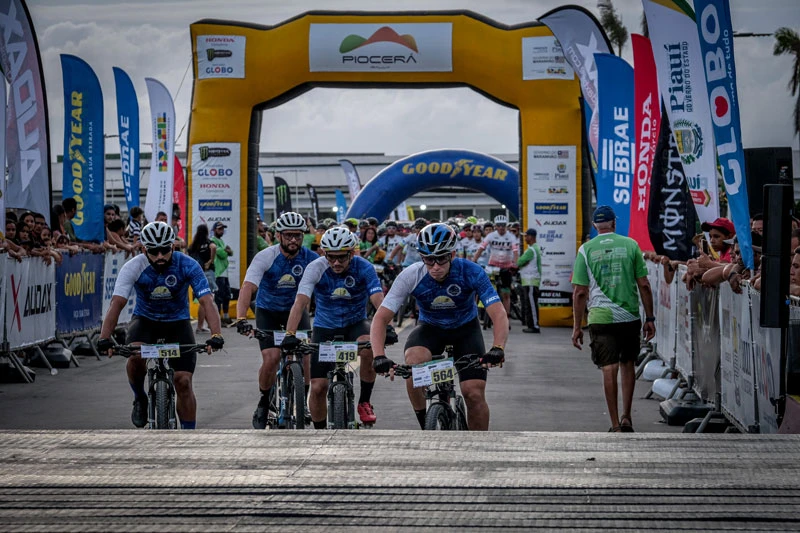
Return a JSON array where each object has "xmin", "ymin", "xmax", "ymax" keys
[{"xmin": 0, "ymin": 320, "xmax": 682, "ymax": 433}]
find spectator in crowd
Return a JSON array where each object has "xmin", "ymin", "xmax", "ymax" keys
[
  {"xmin": 483, "ymin": 221, "xmax": 494, "ymax": 237},
  {"xmin": 107, "ymin": 219, "xmax": 136, "ymax": 255},
  {"xmin": 211, "ymin": 221, "xmax": 234, "ymax": 326},
  {"xmin": 344, "ymin": 218, "xmax": 359, "ymax": 234},
  {"xmin": 360, "ymin": 226, "xmax": 385, "ymax": 264},
  {"xmin": 751, "ymin": 213, "xmax": 763, "ymax": 236},
  {"xmin": 2, "ymin": 220, "xmax": 26, "ymax": 260},
  {"xmin": 30, "ymin": 225, "xmax": 62, "ymax": 265},
  {"xmin": 303, "ymin": 217, "xmax": 316, "ymax": 249},
  {"xmin": 62, "ymin": 197, "xmax": 79, "ymax": 242},
  {"xmin": 791, "ymin": 228, "xmax": 800, "ymax": 254},
  {"xmin": 358, "ymin": 219, "xmax": 370, "ymax": 240},
  {"xmin": 571, "ymin": 206, "xmax": 655, "ymax": 433},
  {"xmin": 700, "ymin": 217, "xmax": 735, "ymax": 262},
  {"xmin": 51, "ymin": 204, "xmax": 66, "ymax": 239},
  {"xmin": 791, "ymin": 247, "xmax": 800, "ymax": 297},
  {"xmin": 256, "ymin": 222, "xmax": 270, "ymax": 251},
  {"xmin": 127, "ymin": 206, "xmax": 144, "ymax": 243},
  {"xmin": 31, "ymin": 213, "xmax": 47, "ymax": 245},
  {"xmin": 54, "ymin": 233, "xmax": 81, "ymax": 255},
  {"xmin": 701, "ymin": 233, "xmax": 762, "ymax": 293},
  {"xmin": 189, "ymin": 224, "xmax": 218, "ymax": 333},
  {"xmin": 155, "ymin": 211, "xmax": 186, "ymax": 250},
  {"xmin": 381, "ymin": 221, "xmax": 404, "ymax": 261},
  {"xmin": 518, "ymin": 228, "xmax": 542, "ymax": 333}
]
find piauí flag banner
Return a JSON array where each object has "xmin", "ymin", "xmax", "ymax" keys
[
  {"xmin": 61, "ymin": 54, "xmax": 105, "ymax": 242},
  {"xmin": 257, "ymin": 173, "xmax": 264, "ymax": 221},
  {"xmin": 540, "ymin": 6, "xmax": 613, "ymax": 166},
  {"xmin": 339, "ymin": 159, "xmax": 362, "ymax": 200},
  {"xmin": 642, "ymin": 0, "xmax": 719, "ymax": 225},
  {"xmin": 173, "ymin": 156, "xmax": 186, "ymax": 240},
  {"xmin": 306, "ymin": 183, "xmax": 320, "ymax": 222},
  {"xmin": 144, "ymin": 78, "xmax": 175, "ymax": 224},
  {"xmin": 0, "ymin": 78, "xmax": 6, "ymax": 235},
  {"xmin": 631, "ymin": 34, "xmax": 660, "ymax": 252},
  {"xmin": 695, "ymin": 0, "xmax": 753, "ymax": 269},
  {"xmin": 0, "ymin": 0, "xmax": 52, "ymax": 217},
  {"xmin": 595, "ymin": 53, "xmax": 635, "ymax": 237},
  {"xmin": 112, "ymin": 67, "xmax": 139, "ymax": 211},
  {"xmin": 334, "ymin": 189, "xmax": 347, "ymax": 223},
  {"xmin": 274, "ymin": 176, "xmax": 292, "ymax": 216}
]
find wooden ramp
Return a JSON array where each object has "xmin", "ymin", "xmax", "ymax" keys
[{"xmin": 1, "ymin": 430, "xmax": 799, "ymax": 531}]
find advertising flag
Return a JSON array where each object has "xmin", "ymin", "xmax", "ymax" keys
[
  {"xmin": 397, "ymin": 200, "xmax": 410, "ymax": 222},
  {"xmin": 257, "ymin": 172, "xmax": 264, "ymax": 221},
  {"xmin": 274, "ymin": 176, "xmax": 292, "ymax": 216},
  {"xmin": 60, "ymin": 54, "xmax": 104, "ymax": 242},
  {"xmin": 0, "ymin": 0, "xmax": 52, "ymax": 217},
  {"xmin": 144, "ymin": 78, "xmax": 175, "ymax": 223},
  {"xmin": 595, "ymin": 53, "xmax": 635, "ymax": 237},
  {"xmin": 695, "ymin": 0, "xmax": 752, "ymax": 269},
  {"xmin": 306, "ymin": 183, "xmax": 320, "ymax": 222},
  {"xmin": 112, "ymin": 67, "xmax": 139, "ymax": 211},
  {"xmin": 172, "ymin": 156, "xmax": 185, "ymax": 240},
  {"xmin": 631, "ymin": 35, "xmax": 660, "ymax": 252},
  {"xmin": 642, "ymin": 0, "xmax": 720, "ymax": 225},
  {"xmin": 334, "ymin": 189, "xmax": 347, "ymax": 223},
  {"xmin": 339, "ymin": 159, "xmax": 362, "ymax": 200}
]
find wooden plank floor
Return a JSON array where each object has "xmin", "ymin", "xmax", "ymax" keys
[{"xmin": 1, "ymin": 430, "xmax": 799, "ymax": 531}]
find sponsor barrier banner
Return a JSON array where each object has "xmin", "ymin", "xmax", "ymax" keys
[
  {"xmin": 718, "ymin": 283, "xmax": 756, "ymax": 431},
  {"xmin": 692, "ymin": 283, "xmax": 720, "ymax": 401},
  {"xmin": 306, "ymin": 183, "xmax": 319, "ymax": 223},
  {"xmin": 196, "ymin": 34, "xmax": 246, "ymax": 80},
  {"xmin": 191, "ymin": 142, "xmax": 240, "ymax": 287},
  {"xmin": 654, "ymin": 264, "xmax": 677, "ymax": 363},
  {"xmin": 173, "ymin": 156, "xmax": 186, "ymax": 240},
  {"xmin": 749, "ymin": 289, "xmax": 780, "ymax": 433},
  {"xmin": 55, "ymin": 252, "xmax": 103, "ymax": 333},
  {"xmin": 335, "ymin": 189, "xmax": 347, "ymax": 223},
  {"xmin": 5, "ymin": 256, "xmax": 55, "ymax": 349},
  {"xmin": 643, "ymin": 0, "xmax": 719, "ymax": 225},
  {"xmin": 630, "ymin": 34, "xmax": 659, "ymax": 252},
  {"xmin": 595, "ymin": 53, "xmax": 634, "ymax": 236},
  {"xmin": 102, "ymin": 251, "xmax": 136, "ymax": 325},
  {"xmin": 112, "ymin": 66, "xmax": 139, "ymax": 211},
  {"xmin": 521, "ymin": 36, "xmax": 575, "ymax": 81},
  {"xmin": 61, "ymin": 54, "xmax": 105, "ymax": 243},
  {"xmin": 0, "ymin": 0, "xmax": 52, "ymax": 217},
  {"xmin": 339, "ymin": 159, "xmax": 362, "ymax": 200},
  {"xmin": 695, "ymin": 0, "xmax": 752, "ymax": 269},
  {"xmin": 274, "ymin": 176, "xmax": 292, "ymax": 217},
  {"xmin": 144, "ymin": 78, "xmax": 175, "ymax": 224},
  {"xmin": 674, "ymin": 266, "xmax": 694, "ymax": 378}
]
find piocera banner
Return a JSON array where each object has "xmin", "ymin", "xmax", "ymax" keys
[
  {"xmin": 113, "ymin": 66, "xmax": 140, "ymax": 212},
  {"xmin": 144, "ymin": 78, "xmax": 175, "ymax": 223},
  {"xmin": 642, "ymin": 0, "xmax": 720, "ymax": 224}
]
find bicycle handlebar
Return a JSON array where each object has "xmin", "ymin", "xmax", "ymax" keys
[
  {"xmin": 111, "ymin": 343, "xmax": 208, "ymax": 358},
  {"xmin": 393, "ymin": 353, "xmax": 486, "ymax": 379}
]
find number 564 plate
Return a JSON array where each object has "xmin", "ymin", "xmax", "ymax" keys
[
  {"xmin": 411, "ymin": 358, "xmax": 455, "ymax": 388},
  {"xmin": 140, "ymin": 344, "xmax": 180, "ymax": 359}
]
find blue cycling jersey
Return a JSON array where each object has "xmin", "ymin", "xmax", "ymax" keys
[
  {"xmin": 113, "ymin": 252, "xmax": 211, "ymax": 321},
  {"xmin": 297, "ymin": 255, "xmax": 382, "ymax": 329},
  {"xmin": 382, "ymin": 258, "xmax": 500, "ymax": 328},
  {"xmin": 243, "ymin": 245, "xmax": 318, "ymax": 312}
]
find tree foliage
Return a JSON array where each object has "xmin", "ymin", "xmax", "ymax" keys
[
  {"xmin": 773, "ymin": 27, "xmax": 800, "ymax": 137},
  {"xmin": 598, "ymin": 0, "xmax": 628, "ymax": 56}
]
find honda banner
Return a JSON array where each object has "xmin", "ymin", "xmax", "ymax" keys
[
  {"xmin": 55, "ymin": 252, "xmax": 103, "ymax": 333},
  {"xmin": 339, "ymin": 159, "xmax": 362, "ymax": 200},
  {"xmin": 306, "ymin": 183, "xmax": 320, "ymax": 222},
  {"xmin": 274, "ymin": 176, "xmax": 292, "ymax": 216},
  {"xmin": 0, "ymin": 0, "xmax": 52, "ymax": 217},
  {"xmin": 5, "ymin": 256, "xmax": 55, "ymax": 349},
  {"xmin": 61, "ymin": 54, "xmax": 105, "ymax": 243},
  {"xmin": 144, "ymin": 78, "xmax": 175, "ymax": 223},
  {"xmin": 642, "ymin": 0, "xmax": 720, "ymax": 224},
  {"xmin": 173, "ymin": 156, "xmax": 186, "ymax": 240},
  {"xmin": 113, "ymin": 66, "xmax": 140, "ymax": 212}
]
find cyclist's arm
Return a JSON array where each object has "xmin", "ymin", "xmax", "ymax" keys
[
  {"xmin": 512, "ymin": 242, "xmax": 519, "ymax": 263},
  {"xmin": 486, "ymin": 302, "xmax": 509, "ymax": 348},
  {"xmin": 473, "ymin": 240, "xmax": 489, "ymax": 262},
  {"xmin": 237, "ymin": 248, "xmax": 278, "ymax": 318},
  {"xmin": 285, "ymin": 294, "xmax": 311, "ymax": 333},
  {"xmin": 369, "ymin": 306, "xmax": 394, "ymax": 356},
  {"xmin": 389, "ymin": 243, "xmax": 403, "ymax": 263},
  {"xmin": 99, "ymin": 295, "xmax": 127, "ymax": 340},
  {"xmin": 236, "ymin": 281, "xmax": 258, "ymax": 319},
  {"xmin": 198, "ymin": 293, "xmax": 222, "ymax": 335}
]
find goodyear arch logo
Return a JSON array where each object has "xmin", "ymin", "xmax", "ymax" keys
[{"xmin": 402, "ymin": 159, "xmax": 508, "ymax": 181}]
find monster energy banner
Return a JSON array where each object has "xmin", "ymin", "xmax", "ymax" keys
[
  {"xmin": 306, "ymin": 183, "xmax": 320, "ymax": 222},
  {"xmin": 274, "ymin": 176, "xmax": 292, "ymax": 217}
]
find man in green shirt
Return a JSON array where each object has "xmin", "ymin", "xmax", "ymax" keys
[
  {"xmin": 211, "ymin": 221, "xmax": 234, "ymax": 326},
  {"xmin": 571, "ymin": 205, "xmax": 655, "ymax": 433},
  {"xmin": 517, "ymin": 228, "xmax": 542, "ymax": 333}
]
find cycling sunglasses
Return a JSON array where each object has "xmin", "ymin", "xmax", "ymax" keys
[
  {"xmin": 146, "ymin": 245, "xmax": 173, "ymax": 256},
  {"xmin": 281, "ymin": 232, "xmax": 304, "ymax": 241},
  {"xmin": 326, "ymin": 252, "xmax": 351, "ymax": 264},
  {"xmin": 421, "ymin": 254, "xmax": 451, "ymax": 266}
]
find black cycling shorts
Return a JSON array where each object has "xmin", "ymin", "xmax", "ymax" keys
[
  {"xmin": 404, "ymin": 317, "xmax": 487, "ymax": 382},
  {"xmin": 497, "ymin": 268, "xmax": 513, "ymax": 291},
  {"xmin": 255, "ymin": 307, "xmax": 311, "ymax": 350},
  {"xmin": 126, "ymin": 316, "xmax": 197, "ymax": 373},
  {"xmin": 588, "ymin": 320, "xmax": 642, "ymax": 368},
  {"xmin": 310, "ymin": 320, "xmax": 371, "ymax": 380}
]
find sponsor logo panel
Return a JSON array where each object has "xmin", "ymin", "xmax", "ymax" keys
[
  {"xmin": 522, "ymin": 36, "xmax": 575, "ymax": 80},
  {"xmin": 196, "ymin": 35, "xmax": 246, "ymax": 79}
]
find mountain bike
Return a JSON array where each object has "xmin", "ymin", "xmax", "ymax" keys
[
  {"xmin": 252, "ymin": 329, "xmax": 308, "ymax": 430},
  {"xmin": 394, "ymin": 348, "xmax": 486, "ymax": 430},
  {"xmin": 112, "ymin": 343, "xmax": 207, "ymax": 430}
]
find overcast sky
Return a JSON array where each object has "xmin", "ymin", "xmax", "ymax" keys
[{"xmin": 26, "ymin": 0, "xmax": 800, "ymax": 160}]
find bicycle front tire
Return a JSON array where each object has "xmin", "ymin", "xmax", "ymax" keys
[
  {"xmin": 154, "ymin": 380, "xmax": 172, "ymax": 430},
  {"xmin": 455, "ymin": 396, "xmax": 469, "ymax": 431},
  {"xmin": 331, "ymin": 383, "xmax": 348, "ymax": 429},
  {"xmin": 286, "ymin": 362, "xmax": 305, "ymax": 430},
  {"xmin": 424, "ymin": 403, "xmax": 452, "ymax": 431}
]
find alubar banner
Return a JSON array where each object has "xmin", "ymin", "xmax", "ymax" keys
[
  {"xmin": 274, "ymin": 176, "xmax": 292, "ymax": 217},
  {"xmin": 306, "ymin": 183, "xmax": 319, "ymax": 222},
  {"xmin": 339, "ymin": 159, "xmax": 362, "ymax": 200},
  {"xmin": 61, "ymin": 54, "xmax": 105, "ymax": 243},
  {"xmin": 631, "ymin": 34, "xmax": 660, "ymax": 252},
  {"xmin": 0, "ymin": 0, "xmax": 52, "ymax": 217},
  {"xmin": 6, "ymin": 256, "xmax": 56, "ymax": 349},
  {"xmin": 642, "ymin": 0, "xmax": 720, "ymax": 225},
  {"xmin": 112, "ymin": 66, "xmax": 140, "ymax": 212},
  {"xmin": 144, "ymin": 78, "xmax": 175, "ymax": 224},
  {"xmin": 595, "ymin": 53, "xmax": 634, "ymax": 237},
  {"xmin": 695, "ymin": 0, "xmax": 753, "ymax": 269}
]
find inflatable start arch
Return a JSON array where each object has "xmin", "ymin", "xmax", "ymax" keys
[{"xmin": 188, "ymin": 10, "xmax": 584, "ymax": 326}]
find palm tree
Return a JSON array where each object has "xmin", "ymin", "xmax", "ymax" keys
[
  {"xmin": 773, "ymin": 27, "xmax": 800, "ymax": 137},
  {"xmin": 640, "ymin": 12, "xmax": 649, "ymax": 38},
  {"xmin": 598, "ymin": 0, "xmax": 628, "ymax": 56}
]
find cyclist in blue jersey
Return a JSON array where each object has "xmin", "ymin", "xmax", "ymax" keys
[
  {"xmin": 233, "ymin": 212, "xmax": 319, "ymax": 429},
  {"xmin": 370, "ymin": 223, "xmax": 508, "ymax": 431},
  {"xmin": 281, "ymin": 226, "xmax": 390, "ymax": 428},
  {"xmin": 98, "ymin": 222, "xmax": 224, "ymax": 429}
]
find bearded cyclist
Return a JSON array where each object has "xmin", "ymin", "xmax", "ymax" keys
[
  {"xmin": 472, "ymin": 215, "xmax": 518, "ymax": 320},
  {"xmin": 97, "ymin": 221, "xmax": 224, "ymax": 429},
  {"xmin": 370, "ymin": 223, "xmax": 508, "ymax": 431},
  {"xmin": 233, "ymin": 212, "xmax": 319, "ymax": 429},
  {"xmin": 280, "ymin": 226, "xmax": 394, "ymax": 428}
]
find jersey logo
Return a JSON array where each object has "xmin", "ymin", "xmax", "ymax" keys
[
  {"xmin": 291, "ymin": 264, "xmax": 304, "ymax": 277},
  {"xmin": 431, "ymin": 295, "xmax": 456, "ymax": 309},
  {"xmin": 150, "ymin": 286, "xmax": 172, "ymax": 299},
  {"xmin": 332, "ymin": 287, "xmax": 352, "ymax": 299},
  {"xmin": 164, "ymin": 274, "xmax": 177, "ymax": 287},
  {"xmin": 277, "ymin": 274, "xmax": 296, "ymax": 288},
  {"xmin": 446, "ymin": 284, "xmax": 462, "ymax": 297},
  {"xmin": 344, "ymin": 276, "xmax": 356, "ymax": 288}
]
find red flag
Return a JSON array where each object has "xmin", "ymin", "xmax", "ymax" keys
[
  {"xmin": 630, "ymin": 34, "xmax": 660, "ymax": 252},
  {"xmin": 173, "ymin": 156, "xmax": 186, "ymax": 240}
]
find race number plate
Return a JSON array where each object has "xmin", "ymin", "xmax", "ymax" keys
[
  {"xmin": 411, "ymin": 358, "xmax": 455, "ymax": 388},
  {"xmin": 319, "ymin": 342, "xmax": 358, "ymax": 363},
  {"xmin": 273, "ymin": 331, "xmax": 309, "ymax": 345},
  {"xmin": 140, "ymin": 344, "xmax": 180, "ymax": 359}
]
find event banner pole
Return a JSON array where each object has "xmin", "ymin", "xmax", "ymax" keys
[
  {"xmin": 112, "ymin": 66, "xmax": 140, "ymax": 212},
  {"xmin": 144, "ymin": 78, "xmax": 175, "ymax": 223}
]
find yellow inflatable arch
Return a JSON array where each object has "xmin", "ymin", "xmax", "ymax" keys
[{"xmin": 189, "ymin": 10, "xmax": 585, "ymax": 326}]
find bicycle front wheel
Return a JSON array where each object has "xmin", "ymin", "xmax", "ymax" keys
[
  {"xmin": 455, "ymin": 396, "xmax": 469, "ymax": 431},
  {"xmin": 286, "ymin": 362, "xmax": 305, "ymax": 430},
  {"xmin": 424, "ymin": 403, "xmax": 452, "ymax": 431},
  {"xmin": 331, "ymin": 383, "xmax": 348, "ymax": 429},
  {"xmin": 154, "ymin": 380, "xmax": 172, "ymax": 430}
]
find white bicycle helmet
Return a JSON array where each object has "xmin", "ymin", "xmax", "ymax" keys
[
  {"xmin": 320, "ymin": 226, "xmax": 358, "ymax": 251},
  {"xmin": 140, "ymin": 221, "xmax": 175, "ymax": 248},
  {"xmin": 493, "ymin": 214, "xmax": 508, "ymax": 225},
  {"xmin": 275, "ymin": 211, "xmax": 307, "ymax": 232},
  {"xmin": 417, "ymin": 223, "xmax": 458, "ymax": 256}
]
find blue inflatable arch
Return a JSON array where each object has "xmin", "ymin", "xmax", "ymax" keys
[{"xmin": 345, "ymin": 149, "xmax": 519, "ymax": 222}]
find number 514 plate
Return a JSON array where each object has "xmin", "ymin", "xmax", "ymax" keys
[
  {"xmin": 412, "ymin": 358, "xmax": 455, "ymax": 388},
  {"xmin": 140, "ymin": 344, "xmax": 180, "ymax": 359}
]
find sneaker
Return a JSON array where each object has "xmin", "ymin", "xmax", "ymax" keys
[
  {"xmin": 221, "ymin": 317, "xmax": 233, "ymax": 327},
  {"xmin": 357, "ymin": 402, "xmax": 377, "ymax": 425},
  {"xmin": 523, "ymin": 327, "xmax": 541, "ymax": 334},
  {"xmin": 195, "ymin": 326, "xmax": 210, "ymax": 333},
  {"xmin": 131, "ymin": 397, "xmax": 148, "ymax": 428}
]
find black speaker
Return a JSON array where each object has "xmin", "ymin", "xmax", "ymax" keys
[
  {"xmin": 744, "ymin": 147, "xmax": 793, "ymax": 217},
  {"xmin": 760, "ymin": 184, "xmax": 793, "ymax": 328}
]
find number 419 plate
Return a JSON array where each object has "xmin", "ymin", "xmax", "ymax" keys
[
  {"xmin": 140, "ymin": 344, "xmax": 180, "ymax": 359},
  {"xmin": 319, "ymin": 342, "xmax": 358, "ymax": 363}
]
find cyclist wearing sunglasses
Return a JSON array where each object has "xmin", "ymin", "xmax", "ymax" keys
[
  {"xmin": 472, "ymin": 215, "xmax": 519, "ymax": 320},
  {"xmin": 370, "ymin": 223, "xmax": 509, "ymax": 431},
  {"xmin": 97, "ymin": 221, "xmax": 224, "ymax": 429},
  {"xmin": 233, "ymin": 212, "xmax": 319, "ymax": 429},
  {"xmin": 281, "ymin": 226, "xmax": 388, "ymax": 428}
]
